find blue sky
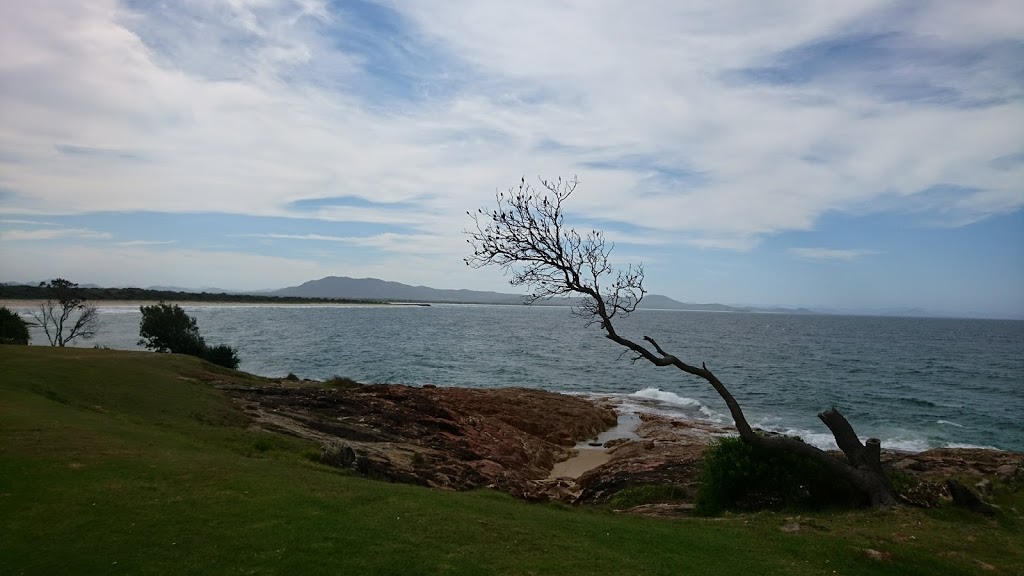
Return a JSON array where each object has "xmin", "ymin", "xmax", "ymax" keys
[{"xmin": 0, "ymin": 1, "xmax": 1021, "ymax": 318}]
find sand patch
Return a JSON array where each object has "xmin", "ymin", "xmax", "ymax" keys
[{"xmin": 548, "ymin": 447, "xmax": 611, "ymax": 479}]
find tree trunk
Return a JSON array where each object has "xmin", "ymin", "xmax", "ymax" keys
[{"xmin": 632, "ymin": 338, "xmax": 900, "ymax": 507}]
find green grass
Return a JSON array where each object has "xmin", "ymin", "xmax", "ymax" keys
[{"xmin": 1, "ymin": 346, "xmax": 1021, "ymax": 575}]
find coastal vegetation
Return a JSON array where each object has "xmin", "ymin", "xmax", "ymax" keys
[
  {"xmin": 139, "ymin": 302, "xmax": 240, "ymax": 369},
  {"xmin": 0, "ymin": 306, "xmax": 30, "ymax": 344},
  {"xmin": 466, "ymin": 177, "xmax": 897, "ymax": 506},
  {"xmin": 1, "ymin": 346, "xmax": 1021, "ymax": 575},
  {"xmin": 0, "ymin": 283, "xmax": 379, "ymax": 304},
  {"xmin": 695, "ymin": 437, "xmax": 863, "ymax": 514},
  {"xmin": 28, "ymin": 278, "xmax": 99, "ymax": 347}
]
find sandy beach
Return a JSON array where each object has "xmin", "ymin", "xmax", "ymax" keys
[{"xmin": 548, "ymin": 447, "xmax": 611, "ymax": 479}]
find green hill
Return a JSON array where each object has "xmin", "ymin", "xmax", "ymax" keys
[{"xmin": 1, "ymin": 346, "xmax": 1020, "ymax": 575}]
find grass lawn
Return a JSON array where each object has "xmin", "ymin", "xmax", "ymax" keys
[{"xmin": 1, "ymin": 346, "xmax": 1021, "ymax": 575}]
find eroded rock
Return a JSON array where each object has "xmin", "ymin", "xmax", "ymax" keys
[{"xmin": 227, "ymin": 383, "xmax": 616, "ymax": 499}]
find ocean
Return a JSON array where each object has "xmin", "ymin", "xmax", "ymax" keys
[{"xmin": 16, "ymin": 303, "xmax": 1024, "ymax": 453}]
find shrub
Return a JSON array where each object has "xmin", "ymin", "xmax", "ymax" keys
[
  {"xmin": 139, "ymin": 302, "xmax": 240, "ymax": 369},
  {"xmin": 138, "ymin": 302, "xmax": 205, "ymax": 355},
  {"xmin": 0, "ymin": 306, "xmax": 30, "ymax": 345},
  {"xmin": 202, "ymin": 344, "xmax": 241, "ymax": 369},
  {"xmin": 695, "ymin": 436, "xmax": 863, "ymax": 515}
]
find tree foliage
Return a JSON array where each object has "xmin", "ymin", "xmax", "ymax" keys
[
  {"xmin": 201, "ymin": 344, "xmax": 241, "ymax": 370},
  {"xmin": 0, "ymin": 284, "xmax": 375, "ymax": 304},
  {"xmin": 466, "ymin": 177, "xmax": 898, "ymax": 508},
  {"xmin": 30, "ymin": 278, "xmax": 99, "ymax": 347},
  {"xmin": 138, "ymin": 302, "xmax": 206, "ymax": 356},
  {"xmin": 696, "ymin": 437, "xmax": 862, "ymax": 514},
  {"xmin": 0, "ymin": 306, "xmax": 31, "ymax": 345},
  {"xmin": 138, "ymin": 302, "xmax": 240, "ymax": 369}
]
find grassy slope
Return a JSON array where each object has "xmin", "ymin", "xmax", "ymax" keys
[{"xmin": 1, "ymin": 347, "xmax": 1020, "ymax": 576}]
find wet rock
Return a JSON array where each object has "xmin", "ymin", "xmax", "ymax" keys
[
  {"xmin": 995, "ymin": 464, "xmax": 1020, "ymax": 481},
  {"xmin": 228, "ymin": 383, "xmax": 616, "ymax": 498},
  {"xmin": 883, "ymin": 448, "xmax": 1024, "ymax": 479},
  {"xmin": 573, "ymin": 415, "xmax": 726, "ymax": 505},
  {"xmin": 228, "ymin": 381, "xmax": 1024, "ymax": 507}
]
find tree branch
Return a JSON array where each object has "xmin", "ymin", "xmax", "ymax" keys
[{"xmin": 465, "ymin": 176, "xmax": 898, "ymax": 507}]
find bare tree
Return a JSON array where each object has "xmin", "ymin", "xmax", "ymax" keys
[
  {"xmin": 30, "ymin": 278, "xmax": 100, "ymax": 347},
  {"xmin": 466, "ymin": 177, "xmax": 898, "ymax": 507}
]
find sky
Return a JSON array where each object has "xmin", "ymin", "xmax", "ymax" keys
[{"xmin": 0, "ymin": 1, "xmax": 1022, "ymax": 318}]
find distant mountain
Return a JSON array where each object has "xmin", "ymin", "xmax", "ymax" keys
[
  {"xmin": 271, "ymin": 276, "xmax": 817, "ymax": 315},
  {"xmin": 635, "ymin": 295, "xmax": 742, "ymax": 312},
  {"xmin": 273, "ymin": 276, "xmax": 528, "ymax": 304},
  {"xmin": 809, "ymin": 306, "xmax": 950, "ymax": 318},
  {"xmin": 147, "ymin": 285, "xmax": 243, "ymax": 294}
]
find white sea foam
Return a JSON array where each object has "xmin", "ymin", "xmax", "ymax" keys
[
  {"xmin": 945, "ymin": 442, "xmax": 1000, "ymax": 450},
  {"xmin": 750, "ymin": 421, "xmax": 944, "ymax": 453},
  {"xmin": 626, "ymin": 387, "xmax": 729, "ymax": 423},
  {"xmin": 937, "ymin": 420, "xmax": 964, "ymax": 428},
  {"xmin": 630, "ymin": 387, "xmax": 702, "ymax": 407},
  {"xmin": 881, "ymin": 437, "xmax": 933, "ymax": 453}
]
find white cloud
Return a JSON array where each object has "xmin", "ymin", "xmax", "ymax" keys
[
  {"xmin": 0, "ymin": 0, "xmax": 1021, "ymax": 303},
  {"xmin": 0, "ymin": 228, "xmax": 113, "ymax": 241},
  {"xmin": 0, "ymin": 243, "xmax": 518, "ymax": 294},
  {"xmin": 0, "ymin": 219, "xmax": 58, "ymax": 226},
  {"xmin": 789, "ymin": 247, "xmax": 880, "ymax": 261},
  {"xmin": 0, "ymin": 1, "xmax": 1019, "ymax": 234},
  {"xmin": 237, "ymin": 232, "xmax": 450, "ymax": 255},
  {"xmin": 116, "ymin": 240, "xmax": 177, "ymax": 246}
]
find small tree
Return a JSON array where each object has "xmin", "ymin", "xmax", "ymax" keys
[
  {"xmin": 0, "ymin": 306, "xmax": 31, "ymax": 345},
  {"xmin": 138, "ymin": 302, "xmax": 206, "ymax": 356},
  {"xmin": 30, "ymin": 279, "xmax": 99, "ymax": 347},
  {"xmin": 466, "ymin": 177, "xmax": 898, "ymax": 507},
  {"xmin": 139, "ymin": 302, "xmax": 240, "ymax": 369}
]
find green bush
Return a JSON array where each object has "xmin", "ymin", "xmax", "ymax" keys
[
  {"xmin": 0, "ymin": 306, "xmax": 30, "ymax": 345},
  {"xmin": 695, "ymin": 436, "xmax": 862, "ymax": 515},
  {"xmin": 138, "ymin": 302, "xmax": 206, "ymax": 355},
  {"xmin": 202, "ymin": 344, "xmax": 241, "ymax": 370},
  {"xmin": 139, "ymin": 302, "xmax": 239, "ymax": 369}
]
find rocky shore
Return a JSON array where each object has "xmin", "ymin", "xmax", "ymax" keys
[{"xmin": 221, "ymin": 380, "xmax": 1023, "ymax": 509}]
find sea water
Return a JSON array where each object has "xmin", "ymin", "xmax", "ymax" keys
[{"xmin": 18, "ymin": 303, "xmax": 1024, "ymax": 452}]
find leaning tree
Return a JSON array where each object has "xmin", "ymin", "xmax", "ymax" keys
[
  {"xmin": 30, "ymin": 278, "xmax": 99, "ymax": 347},
  {"xmin": 465, "ymin": 176, "xmax": 898, "ymax": 507}
]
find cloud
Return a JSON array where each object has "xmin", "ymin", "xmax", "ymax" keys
[
  {"xmin": 237, "ymin": 232, "xmax": 457, "ymax": 255},
  {"xmin": 0, "ymin": 228, "xmax": 113, "ymax": 241},
  {"xmin": 0, "ymin": 0, "xmax": 1021, "ymax": 296},
  {"xmin": 789, "ymin": 247, "xmax": 880, "ymax": 261},
  {"xmin": 116, "ymin": 239, "xmax": 177, "ymax": 246},
  {"xmin": 0, "ymin": 242, "xmax": 516, "ymax": 293},
  {"xmin": 0, "ymin": 219, "xmax": 58, "ymax": 226}
]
